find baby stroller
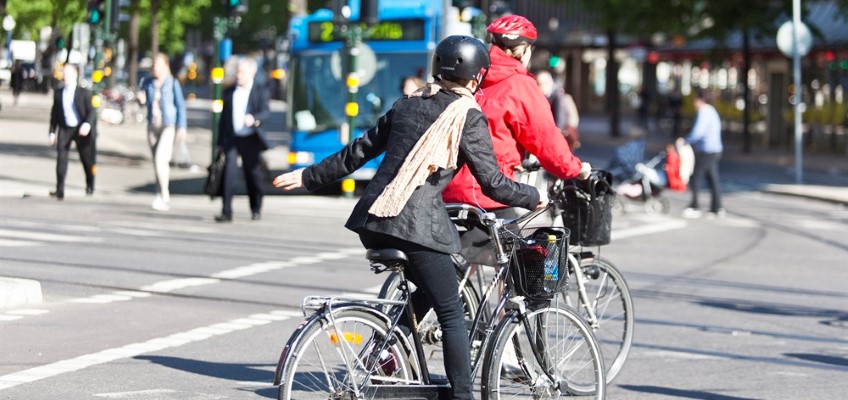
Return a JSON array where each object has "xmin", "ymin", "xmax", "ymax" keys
[{"xmin": 606, "ymin": 131, "xmax": 692, "ymax": 215}]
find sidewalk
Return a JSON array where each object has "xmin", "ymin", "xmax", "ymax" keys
[{"xmin": 576, "ymin": 113, "xmax": 848, "ymax": 205}]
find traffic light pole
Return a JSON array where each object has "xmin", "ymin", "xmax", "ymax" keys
[
  {"xmin": 210, "ymin": 17, "xmax": 228, "ymax": 162},
  {"xmin": 341, "ymin": 24, "xmax": 363, "ymax": 199}
]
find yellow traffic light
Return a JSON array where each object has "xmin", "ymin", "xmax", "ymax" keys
[
  {"xmin": 211, "ymin": 67, "xmax": 224, "ymax": 84},
  {"xmin": 92, "ymin": 70, "xmax": 103, "ymax": 83}
]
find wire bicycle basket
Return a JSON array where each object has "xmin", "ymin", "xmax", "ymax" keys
[{"xmin": 501, "ymin": 226, "xmax": 570, "ymax": 302}]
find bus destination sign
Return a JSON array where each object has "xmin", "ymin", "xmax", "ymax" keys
[{"xmin": 307, "ymin": 19, "xmax": 425, "ymax": 43}]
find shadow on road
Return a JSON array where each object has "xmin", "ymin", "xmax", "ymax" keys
[
  {"xmin": 618, "ymin": 385, "xmax": 761, "ymax": 400},
  {"xmin": 0, "ymin": 141, "xmax": 147, "ymax": 167},
  {"xmin": 783, "ymin": 353, "xmax": 848, "ymax": 368},
  {"xmin": 134, "ymin": 355, "xmax": 277, "ymax": 398}
]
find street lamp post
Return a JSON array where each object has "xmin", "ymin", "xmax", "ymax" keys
[{"xmin": 2, "ymin": 15, "xmax": 15, "ymax": 64}]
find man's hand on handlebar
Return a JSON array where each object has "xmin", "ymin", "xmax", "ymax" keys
[{"xmin": 578, "ymin": 162, "xmax": 592, "ymax": 180}]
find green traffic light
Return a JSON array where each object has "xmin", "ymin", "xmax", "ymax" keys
[{"xmin": 89, "ymin": 9, "xmax": 101, "ymax": 24}]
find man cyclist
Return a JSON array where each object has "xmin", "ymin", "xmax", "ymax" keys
[
  {"xmin": 273, "ymin": 35, "xmax": 541, "ymax": 400},
  {"xmin": 442, "ymin": 14, "xmax": 590, "ymax": 264}
]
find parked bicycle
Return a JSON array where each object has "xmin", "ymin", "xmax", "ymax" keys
[{"xmin": 273, "ymin": 204, "xmax": 605, "ymax": 399}]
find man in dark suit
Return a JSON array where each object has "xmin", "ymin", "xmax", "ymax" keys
[
  {"xmin": 48, "ymin": 64, "xmax": 96, "ymax": 200},
  {"xmin": 215, "ymin": 58, "xmax": 272, "ymax": 222}
]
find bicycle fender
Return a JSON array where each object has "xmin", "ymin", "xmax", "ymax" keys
[{"xmin": 273, "ymin": 303, "xmax": 397, "ymax": 387}]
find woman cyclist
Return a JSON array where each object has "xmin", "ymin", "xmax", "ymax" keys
[
  {"xmin": 273, "ymin": 35, "xmax": 542, "ymax": 400},
  {"xmin": 442, "ymin": 14, "xmax": 590, "ymax": 264}
]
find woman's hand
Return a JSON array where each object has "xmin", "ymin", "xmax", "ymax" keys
[
  {"xmin": 273, "ymin": 169, "xmax": 305, "ymax": 191},
  {"xmin": 535, "ymin": 187, "xmax": 548, "ymax": 209}
]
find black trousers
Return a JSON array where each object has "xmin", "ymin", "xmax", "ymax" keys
[
  {"xmin": 221, "ymin": 133, "xmax": 265, "ymax": 216},
  {"xmin": 688, "ymin": 152, "xmax": 723, "ymax": 212},
  {"xmin": 359, "ymin": 231, "xmax": 473, "ymax": 400},
  {"xmin": 56, "ymin": 126, "xmax": 95, "ymax": 194}
]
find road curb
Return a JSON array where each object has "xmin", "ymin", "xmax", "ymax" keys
[
  {"xmin": 0, "ymin": 277, "xmax": 44, "ymax": 309},
  {"xmin": 761, "ymin": 184, "xmax": 848, "ymax": 206}
]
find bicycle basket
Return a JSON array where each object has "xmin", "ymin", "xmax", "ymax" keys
[
  {"xmin": 503, "ymin": 226, "xmax": 570, "ymax": 302},
  {"xmin": 561, "ymin": 170, "xmax": 614, "ymax": 246}
]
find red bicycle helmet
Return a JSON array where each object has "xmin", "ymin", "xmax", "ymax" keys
[{"xmin": 487, "ymin": 15, "xmax": 538, "ymax": 47}]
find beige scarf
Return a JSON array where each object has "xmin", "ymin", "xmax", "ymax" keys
[{"xmin": 368, "ymin": 81, "xmax": 479, "ymax": 217}]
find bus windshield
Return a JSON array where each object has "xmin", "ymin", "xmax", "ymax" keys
[{"xmin": 290, "ymin": 51, "xmax": 427, "ymax": 131}]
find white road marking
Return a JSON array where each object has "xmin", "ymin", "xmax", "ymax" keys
[
  {"xmin": 0, "ymin": 310, "xmax": 299, "ymax": 391},
  {"xmin": 210, "ymin": 261, "xmax": 294, "ymax": 279},
  {"xmin": 139, "ymin": 278, "xmax": 221, "ymax": 293},
  {"xmin": 93, "ymin": 389, "xmax": 177, "ymax": 398},
  {"xmin": 6, "ymin": 309, "xmax": 49, "ymax": 316},
  {"xmin": 0, "ymin": 315, "xmax": 23, "ymax": 321},
  {"xmin": 610, "ymin": 220, "xmax": 688, "ymax": 241},
  {"xmin": 0, "ymin": 228, "xmax": 103, "ymax": 243},
  {"xmin": 0, "ymin": 238, "xmax": 41, "ymax": 247}
]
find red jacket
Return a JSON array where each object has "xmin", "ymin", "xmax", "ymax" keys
[{"xmin": 442, "ymin": 46, "xmax": 583, "ymax": 209}]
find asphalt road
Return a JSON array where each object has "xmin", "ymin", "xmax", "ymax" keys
[{"xmin": 1, "ymin": 184, "xmax": 846, "ymax": 399}]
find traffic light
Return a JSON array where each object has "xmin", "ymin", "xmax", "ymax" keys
[
  {"xmin": 87, "ymin": 0, "xmax": 104, "ymax": 25},
  {"xmin": 226, "ymin": 0, "xmax": 248, "ymax": 16}
]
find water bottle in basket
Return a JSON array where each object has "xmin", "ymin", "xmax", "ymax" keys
[{"xmin": 543, "ymin": 234, "xmax": 559, "ymax": 293}]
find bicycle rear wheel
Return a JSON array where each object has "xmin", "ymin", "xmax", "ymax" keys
[
  {"xmin": 481, "ymin": 307, "xmax": 605, "ymax": 399},
  {"xmin": 278, "ymin": 309, "xmax": 416, "ymax": 400},
  {"xmin": 564, "ymin": 257, "xmax": 634, "ymax": 384}
]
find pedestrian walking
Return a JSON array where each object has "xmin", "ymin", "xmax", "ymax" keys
[
  {"xmin": 214, "ymin": 57, "xmax": 272, "ymax": 222},
  {"xmin": 273, "ymin": 35, "xmax": 542, "ymax": 400},
  {"xmin": 10, "ymin": 61, "xmax": 24, "ymax": 105},
  {"xmin": 535, "ymin": 69, "xmax": 581, "ymax": 149},
  {"xmin": 48, "ymin": 64, "xmax": 96, "ymax": 200},
  {"xmin": 138, "ymin": 53, "xmax": 188, "ymax": 211},
  {"xmin": 679, "ymin": 89, "xmax": 724, "ymax": 218}
]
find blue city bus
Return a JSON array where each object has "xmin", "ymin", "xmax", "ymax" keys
[{"xmin": 286, "ymin": 0, "xmax": 473, "ymax": 180}]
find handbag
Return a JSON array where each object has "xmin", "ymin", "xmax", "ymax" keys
[
  {"xmin": 561, "ymin": 170, "xmax": 614, "ymax": 246},
  {"xmin": 204, "ymin": 152, "xmax": 226, "ymax": 198}
]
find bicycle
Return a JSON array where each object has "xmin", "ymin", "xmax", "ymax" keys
[
  {"xmin": 273, "ymin": 204, "xmax": 605, "ymax": 399},
  {"xmin": 377, "ymin": 170, "xmax": 634, "ymax": 387}
]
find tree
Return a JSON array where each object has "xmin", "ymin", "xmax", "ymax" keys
[
  {"xmin": 563, "ymin": 0, "xmax": 697, "ymax": 137},
  {"xmin": 694, "ymin": 0, "xmax": 791, "ymax": 153},
  {"xmin": 6, "ymin": 0, "xmax": 86, "ymax": 43},
  {"xmin": 123, "ymin": 0, "xmax": 210, "ymax": 87}
]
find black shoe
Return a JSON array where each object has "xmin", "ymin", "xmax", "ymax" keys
[
  {"xmin": 214, "ymin": 214, "xmax": 233, "ymax": 223},
  {"xmin": 85, "ymin": 187, "xmax": 94, "ymax": 196},
  {"xmin": 50, "ymin": 190, "xmax": 64, "ymax": 200},
  {"xmin": 251, "ymin": 212, "xmax": 261, "ymax": 221}
]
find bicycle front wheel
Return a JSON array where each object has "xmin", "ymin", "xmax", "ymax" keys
[
  {"xmin": 481, "ymin": 307, "xmax": 605, "ymax": 399},
  {"xmin": 565, "ymin": 257, "xmax": 634, "ymax": 383},
  {"xmin": 278, "ymin": 309, "xmax": 416, "ymax": 400}
]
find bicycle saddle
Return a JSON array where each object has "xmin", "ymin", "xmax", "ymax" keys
[{"xmin": 366, "ymin": 248, "xmax": 408, "ymax": 263}]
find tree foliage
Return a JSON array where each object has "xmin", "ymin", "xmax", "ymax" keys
[{"xmin": 6, "ymin": 0, "xmax": 87, "ymax": 40}]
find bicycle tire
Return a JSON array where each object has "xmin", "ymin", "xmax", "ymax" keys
[
  {"xmin": 277, "ymin": 309, "xmax": 416, "ymax": 400},
  {"xmin": 481, "ymin": 307, "xmax": 605, "ymax": 399},
  {"xmin": 564, "ymin": 256, "xmax": 634, "ymax": 384}
]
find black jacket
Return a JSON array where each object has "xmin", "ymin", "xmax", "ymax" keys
[
  {"xmin": 217, "ymin": 82, "xmax": 272, "ymax": 150},
  {"xmin": 303, "ymin": 89, "xmax": 540, "ymax": 254},
  {"xmin": 49, "ymin": 85, "xmax": 95, "ymax": 134}
]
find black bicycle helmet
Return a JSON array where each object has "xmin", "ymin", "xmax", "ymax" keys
[{"xmin": 431, "ymin": 35, "xmax": 490, "ymax": 85}]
